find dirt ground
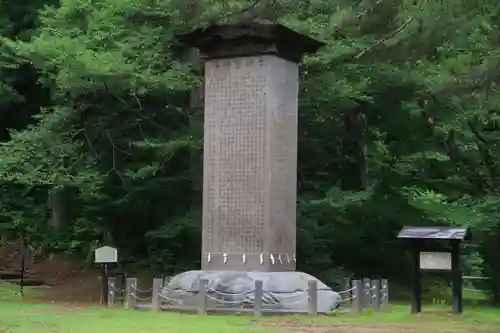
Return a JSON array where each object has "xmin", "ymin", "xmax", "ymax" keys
[
  {"xmin": 257, "ymin": 318, "xmax": 496, "ymax": 333},
  {"xmin": 0, "ymin": 243, "xmax": 102, "ymax": 303},
  {"xmin": 260, "ymin": 322, "xmax": 418, "ymax": 333}
]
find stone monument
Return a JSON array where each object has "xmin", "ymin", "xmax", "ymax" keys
[{"xmin": 163, "ymin": 22, "xmax": 341, "ymax": 312}]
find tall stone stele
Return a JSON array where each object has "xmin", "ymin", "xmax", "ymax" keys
[{"xmin": 164, "ymin": 22, "xmax": 341, "ymax": 312}]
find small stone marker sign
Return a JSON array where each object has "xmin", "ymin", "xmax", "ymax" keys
[
  {"xmin": 95, "ymin": 246, "xmax": 118, "ymax": 264},
  {"xmin": 419, "ymin": 251, "xmax": 451, "ymax": 270}
]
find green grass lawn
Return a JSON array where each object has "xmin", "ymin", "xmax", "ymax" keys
[{"xmin": 0, "ymin": 283, "xmax": 499, "ymax": 333}]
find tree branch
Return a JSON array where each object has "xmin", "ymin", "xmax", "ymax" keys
[
  {"xmin": 106, "ymin": 129, "xmax": 132, "ymax": 157},
  {"xmin": 355, "ymin": 16, "xmax": 414, "ymax": 59}
]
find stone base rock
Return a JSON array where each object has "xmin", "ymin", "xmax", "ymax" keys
[{"xmin": 161, "ymin": 270, "xmax": 341, "ymax": 313}]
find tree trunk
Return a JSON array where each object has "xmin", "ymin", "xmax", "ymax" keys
[
  {"xmin": 341, "ymin": 107, "xmax": 367, "ymax": 191},
  {"xmin": 50, "ymin": 187, "xmax": 65, "ymax": 230}
]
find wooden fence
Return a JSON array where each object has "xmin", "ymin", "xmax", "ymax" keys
[{"xmin": 108, "ymin": 277, "xmax": 390, "ymax": 315}]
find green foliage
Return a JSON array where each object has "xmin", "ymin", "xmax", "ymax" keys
[{"xmin": 1, "ymin": 0, "xmax": 500, "ymax": 301}]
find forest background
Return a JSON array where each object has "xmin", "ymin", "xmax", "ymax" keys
[{"xmin": 1, "ymin": 0, "xmax": 499, "ymax": 301}]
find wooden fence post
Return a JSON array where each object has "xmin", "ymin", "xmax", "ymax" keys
[
  {"xmin": 254, "ymin": 280, "xmax": 263, "ymax": 316},
  {"xmin": 308, "ymin": 280, "xmax": 318, "ymax": 315},
  {"xmin": 371, "ymin": 279, "xmax": 381, "ymax": 310},
  {"xmin": 352, "ymin": 280, "xmax": 362, "ymax": 313},
  {"xmin": 343, "ymin": 278, "xmax": 352, "ymax": 306},
  {"xmin": 125, "ymin": 278, "xmax": 137, "ymax": 310},
  {"xmin": 108, "ymin": 277, "xmax": 116, "ymax": 307},
  {"xmin": 363, "ymin": 278, "xmax": 371, "ymax": 310},
  {"xmin": 197, "ymin": 279, "xmax": 208, "ymax": 315},
  {"xmin": 381, "ymin": 279, "xmax": 389, "ymax": 309},
  {"xmin": 152, "ymin": 278, "xmax": 163, "ymax": 312}
]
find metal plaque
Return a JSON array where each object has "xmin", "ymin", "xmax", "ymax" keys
[
  {"xmin": 419, "ymin": 251, "xmax": 451, "ymax": 271},
  {"xmin": 94, "ymin": 246, "xmax": 118, "ymax": 264}
]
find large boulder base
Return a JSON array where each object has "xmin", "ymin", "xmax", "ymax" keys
[{"xmin": 161, "ymin": 270, "xmax": 341, "ymax": 313}]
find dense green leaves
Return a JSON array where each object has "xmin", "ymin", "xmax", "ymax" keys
[{"xmin": 1, "ymin": 0, "xmax": 500, "ymax": 300}]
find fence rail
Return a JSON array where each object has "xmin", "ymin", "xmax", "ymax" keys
[{"xmin": 108, "ymin": 277, "xmax": 390, "ymax": 315}]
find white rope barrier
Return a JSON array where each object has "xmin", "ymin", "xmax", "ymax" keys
[
  {"xmin": 205, "ymin": 294, "xmax": 248, "ymax": 304},
  {"xmin": 268, "ymin": 290, "xmax": 308, "ymax": 299},
  {"xmin": 114, "ymin": 277, "xmax": 389, "ymax": 314},
  {"xmin": 109, "ymin": 285, "xmax": 126, "ymax": 293},
  {"xmin": 133, "ymin": 286, "xmax": 152, "ymax": 293},
  {"xmin": 207, "ymin": 288, "xmax": 255, "ymax": 296},
  {"xmin": 158, "ymin": 294, "xmax": 183, "ymax": 303},
  {"xmin": 340, "ymin": 295, "xmax": 356, "ymax": 302},
  {"xmin": 338, "ymin": 287, "xmax": 356, "ymax": 294}
]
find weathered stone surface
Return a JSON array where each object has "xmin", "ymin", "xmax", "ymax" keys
[
  {"xmin": 202, "ymin": 55, "xmax": 298, "ymax": 272},
  {"xmin": 161, "ymin": 270, "xmax": 341, "ymax": 313},
  {"xmin": 168, "ymin": 24, "xmax": 333, "ymax": 315}
]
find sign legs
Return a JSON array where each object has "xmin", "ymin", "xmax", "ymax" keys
[
  {"xmin": 409, "ymin": 242, "xmax": 463, "ymax": 315},
  {"xmin": 101, "ymin": 263, "xmax": 109, "ymax": 307},
  {"xmin": 411, "ymin": 247, "xmax": 422, "ymax": 314},
  {"xmin": 451, "ymin": 241, "xmax": 462, "ymax": 314},
  {"xmin": 20, "ymin": 236, "xmax": 28, "ymax": 299}
]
